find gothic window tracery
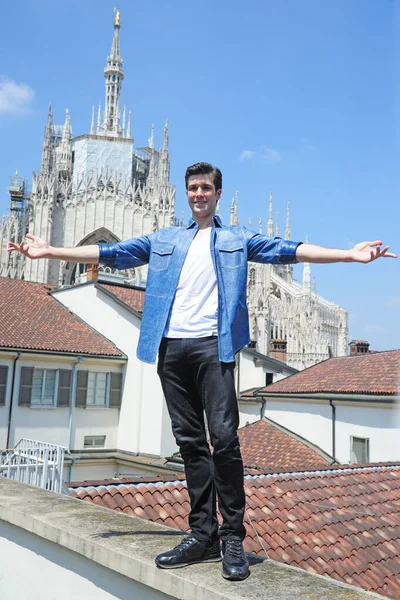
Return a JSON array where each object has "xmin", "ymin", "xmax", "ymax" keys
[{"xmin": 249, "ymin": 268, "xmax": 256, "ymax": 286}]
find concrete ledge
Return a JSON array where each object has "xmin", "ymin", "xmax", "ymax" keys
[{"xmin": 0, "ymin": 479, "xmax": 383, "ymax": 600}]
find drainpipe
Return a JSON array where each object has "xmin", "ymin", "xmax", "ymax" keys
[
  {"xmin": 6, "ymin": 352, "xmax": 21, "ymax": 450},
  {"xmin": 68, "ymin": 356, "xmax": 82, "ymax": 452},
  {"xmin": 236, "ymin": 351, "xmax": 241, "ymax": 400},
  {"xmin": 329, "ymin": 399, "xmax": 336, "ymax": 460},
  {"xmin": 260, "ymin": 397, "xmax": 266, "ymax": 420},
  {"xmin": 68, "ymin": 457, "xmax": 76, "ymax": 484}
]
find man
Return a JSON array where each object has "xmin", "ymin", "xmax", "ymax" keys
[{"xmin": 8, "ymin": 162, "xmax": 396, "ymax": 581}]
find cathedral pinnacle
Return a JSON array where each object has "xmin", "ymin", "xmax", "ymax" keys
[
  {"xmin": 98, "ymin": 8, "xmax": 124, "ymax": 137},
  {"xmin": 114, "ymin": 8, "xmax": 120, "ymax": 28},
  {"xmin": 158, "ymin": 118, "xmax": 170, "ymax": 186},
  {"xmin": 285, "ymin": 202, "xmax": 291, "ymax": 240},
  {"xmin": 302, "ymin": 234, "xmax": 311, "ymax": 292},
  {"xmin": 267, "ymin": 191, "xmax": 274, "ymax": 237},
  {"xmin": 41, "ymin": 104, "xmax": 53, "ymax": 175}
]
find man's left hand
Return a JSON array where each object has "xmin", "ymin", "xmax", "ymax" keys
[{"xmin": 349, "ymin": 240, "xmax": 397, "ymax": 263}]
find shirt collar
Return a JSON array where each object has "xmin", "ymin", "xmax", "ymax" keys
[{"xmin": 186, "ymin": 215, "xmax": 223, "ymax": 229}]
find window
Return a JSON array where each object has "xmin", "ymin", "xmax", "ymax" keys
[
  {"xmin": 19, "ymin": 367, "xmax": 71, "ymax": 408},
  {"xmin": 0, "ymin": 366, "xmax": 8, "ymax": 406},
  {"xmin": 350, "ymin": 436, "xmax": 370, "ymax": 463},
  {"xmin": 31, "ymin": 369, "xmax": 58, "ymax": 406},
  {"xmin": 86, "ymin": 372, "xmax": 108, "ymax": 406},
  {"xmin": 249, "ymin": 268, "xmax": 256, "ymax": 286},
  {"xmin": 76, "ymin": 371, "xmax": 122, "ymax": 408},
  {"xmin": 84, "ymin": 435, "xmax": 106, "ymax": 448},
  {"xmin": 265, "ymin": 373, "xmax": 273, "ymax": 386}
]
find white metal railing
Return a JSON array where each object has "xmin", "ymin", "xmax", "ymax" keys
[{"xmin": 0, "ymin": 438, "xmax": 69, "ymax": 494}]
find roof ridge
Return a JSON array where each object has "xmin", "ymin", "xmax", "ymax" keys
[{"xmin": 245, "ymin": 463, "xmax": 400, "ymax": 481}]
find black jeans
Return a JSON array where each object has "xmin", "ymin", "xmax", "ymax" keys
[{"xmin": 157, "ymin": 336, "xmax": 246, "ymax": 543}]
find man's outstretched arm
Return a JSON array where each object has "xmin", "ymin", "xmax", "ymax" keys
[
  {"xmin": 296, "ymin": 240, "xmax": 397, "ymax": 264},
  {"xmin": 8, "ymin": 233, "xmax": 100, "ymax": 263}
]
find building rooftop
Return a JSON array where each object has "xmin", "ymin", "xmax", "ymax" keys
[
  {"xmin": 69, "ymin": 464, "xmax": 400, "ymax": 599},
  {"xmin": 97, "ymin": 282, "xmax": 145, "ymax": 314},
  {"xmin": 255, "ymin": 351, "xmax": 400, "ymax": 396},
  {"xmin": 0, "ymin": 277, "xmax": 124, "ymax": 357}
]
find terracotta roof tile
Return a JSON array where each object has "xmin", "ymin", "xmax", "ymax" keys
[
  {"xmin": 69, "ymin": 464, "xmax": 400, "ymax": 599},
  {"xmin": 98, "ymin": 283, "xmax": 145, "ymax": 313},
  {"xmin": 238, "ymin": 418, "xmax": 332, "ymax": 474},
  {"xmin": 257, "ymin": 351, "xmax": 400, "ymax": 395},
  {"xmin": 0, "ymin": 277, "xmax": 123, "ymax": 356}
]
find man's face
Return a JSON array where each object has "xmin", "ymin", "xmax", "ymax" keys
[{"xmin": 186, "ymin": 173, "xmax": 222, "ymax": 222}]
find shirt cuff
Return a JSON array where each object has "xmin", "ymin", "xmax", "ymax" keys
[{"xmin": 279, "ymin": 240, "xmax": 303, "ymax": 264}]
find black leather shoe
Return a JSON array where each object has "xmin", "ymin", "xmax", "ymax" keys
[
  {"xmin": 155, "ymin": 536, "xmax": 221, "ymax": 569},
  {"xmin": 221, "ymin": 538, "xmax": 250, "ymax": 580}
]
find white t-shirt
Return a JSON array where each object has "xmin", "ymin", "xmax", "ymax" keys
[{"xmin": 163, "ymin": 227, "xmax": 218, "ymax": 338}]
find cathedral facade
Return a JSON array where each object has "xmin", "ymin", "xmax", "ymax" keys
[{"xmin": 0, "ymin": 10, "xmax": 348, "ymax": 370}]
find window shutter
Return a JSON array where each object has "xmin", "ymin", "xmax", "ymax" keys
[
  {"xmin": 57, "ymin": 370, "xmax": 71, "ymax": 407},
  {"xmin": 19, "ymin": 367, "xmax": 33, "ymax": 406},
  {"xmin": 0, "ymin": 366, "xmax": 8, "ymax": 406},
  {"xmin": 76, "ymin": 370, "xmax": 88, "ymax": 407},
  {"xmin": 110, "ymin": 372, "xmax": 123, "ymax": 408}
]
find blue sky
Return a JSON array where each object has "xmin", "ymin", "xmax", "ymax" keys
[{"xmin": 0, "ymin": 0, "xmax": 399, "ymax": 350}]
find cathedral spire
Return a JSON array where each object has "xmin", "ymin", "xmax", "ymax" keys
[
  {"xmin": 302, "ymin": 234, "xmax": 311, "ymax": 292},
  {"xmin": 41, "ymin": 104, "xmax": 53, "ymax": 175},
  {"xmin": 158, "ymin": 118, "xmax": 170, "ymax": 185},
  {"xmin": 90, "ymin": 106, "xmax": 95, "ymax": 135},
  {"xmin": 100, "ymin": 8, "xmax": 124, "ymax": 137},
  {"xmin": 97, "ymin": 103, "xmax": 101, "ymax": 132},
  {"xmin": 126, "ymin": 110, "xmax": 131, "ymax": 138},
  {"xmin": 267, "ymin": 192, "xmax": 274, "ymax": 237},
  {"xmin": 58, "ymin": 109, "xmax": 72, "ymax": 178},
  {"xmin": 275, "ymin": 212, "xmax": 280, "ymax": 237},
  {"xmin": 230, "ymin": 190, "xmax": 239, "ymax": 225},
  {"xmin": 285, "ymin": 202, "xmax": 291, "ymax": 240},
  {"xmin": 147, "ymin": 124, "xmax": 156, "ymax": 189}
]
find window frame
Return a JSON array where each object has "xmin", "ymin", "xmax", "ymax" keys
[
  {"xmin": 31, "ymin": 368, "xmax": 59, "ymax": 407},
  {"xmin": 350, "ymin": 435, "xmax": 370, "ymax": 464},
  {"xmin": 83, "ymin": 435, "xmax": 106, "ymax": 448},
  {"xmin": 0, "ymin": 365, "xmax": 8, "ymax": 406},
  {"xmin": 86, "ymin": 372, "xmax": 110, "ymax": 408}
]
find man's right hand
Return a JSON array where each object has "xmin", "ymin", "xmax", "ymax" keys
[{"xmin": 8, "ymin": 233, "xmax": 50, "ymax": 260}]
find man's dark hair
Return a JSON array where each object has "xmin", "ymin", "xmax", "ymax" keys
[{"xmin": 185, "ymin": 162, "xmax": 222, "ymax": 191}]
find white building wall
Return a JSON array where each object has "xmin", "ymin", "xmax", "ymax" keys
[
  {"xmin": 238, "ymin": 352, "xmax": 292, "ymax": 392},
  {"xmin": 1, "ymin": 355, "xmax": 123, "ymax": 451},
  {"xmin": 335, "ymin": 403, "xmax": 399, "ymax": 464},
  {"xmin": 264, "ymin": 399, "xmax": 332, "ymax": 455},
  {"xmin": 0, "ymin": 520, "xmax": 173, "ymax": 600},
  {"xmin": 264, "ymin": 397, "xmax": 400, "ymax": 463},
  {"xmin": 54, "ymin": 284, "xmax": 178, "ymax": 458},
  {"xmin": 0, "ymin": 356, "xmax": 14, "ymax": 448},
  {"xmin": 238, "ymin": 401, "xmax": 262, "ymax": 429}
]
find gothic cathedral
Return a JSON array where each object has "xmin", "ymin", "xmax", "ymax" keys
[{"xmin": 0, "ymin": 10, "xmax": 348, "ymax": 370}]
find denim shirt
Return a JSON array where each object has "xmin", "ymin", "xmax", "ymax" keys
[{"xmin": 98, "ymin": 215, "xmax": 301, "ymax": 364}]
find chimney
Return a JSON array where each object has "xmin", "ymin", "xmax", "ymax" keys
[
  {"xmin": 86, "ymin": 264, "xmax": 99, "ymax": 282},
  {"xmin": 269, "ymin": 339, "xmax": 287, "ymax": 362},
  {"xmin": 349, "ymin": 340, "xmax": 370, "ymax": 355}
]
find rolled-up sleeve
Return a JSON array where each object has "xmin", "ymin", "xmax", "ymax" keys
[
  {"xmin": 98, "ymin": 235, "xmax": 152, "ymax": 270},
  {"xmin": 246, "ymin": 231, "xmax": 302, "ymax": 264}
]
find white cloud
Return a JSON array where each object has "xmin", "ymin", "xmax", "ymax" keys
[
  {"xmin": 240, "ymin": 147, "xmax": 282, "ymax": 163},
  {"xmin": 384, "ymin": 297, "xmax": 400, "ymax": 308},
  {"xmin": 0, "ymin": 78, "xmax": 34, "ymax": 114},
  {"xmin": 262, "ymin": 147, "xmax": 282, "ymax": 162},
  {"xmin": 239, "ymin": 150, "xmax": 256, "ymax": 161}
]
